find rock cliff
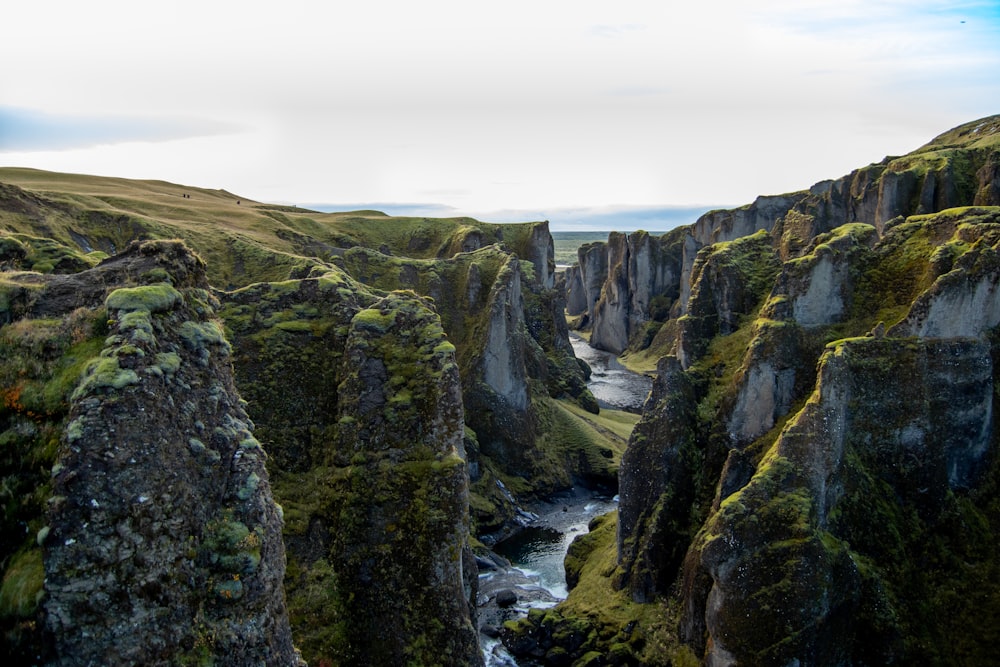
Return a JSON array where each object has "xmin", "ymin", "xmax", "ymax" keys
[
  {"xmin": 219, "ymin": 270, "xmax": 483, "ymax": 665},
  {"xmin": 2, "ymin": 241, "xmax": 298, "ymax": 665},
  {"xmin": 572, "ymin": 116, "xmax": 1000, "ymax": 359},
  {"xmin": 519, "ymin": 115, "xmax": 1000, "ymax": 666},
  {"xmin": 333, "ymin": 240, "xmax": 607, "ymax": 537}
]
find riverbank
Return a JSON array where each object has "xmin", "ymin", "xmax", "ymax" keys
[
  {"xmin": 478, "ymin": 335, "xmax": 653, "ymax": 664},
  {"xmin": 478, "ymin": 490, "xmax": 619, "ymax": 666}
]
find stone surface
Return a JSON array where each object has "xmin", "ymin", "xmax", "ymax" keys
[{"xmin": 36, "ymin": 242, "xmax": 297, "ymax": 666}]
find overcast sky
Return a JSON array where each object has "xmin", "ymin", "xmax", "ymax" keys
[{"xmin": 1, "ymin": 1, "xmax": 998, "ymax": 230}]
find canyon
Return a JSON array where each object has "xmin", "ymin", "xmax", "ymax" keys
[{"xmin": 1, "ymin": 114, "xmax": 999, "ymax": 665}]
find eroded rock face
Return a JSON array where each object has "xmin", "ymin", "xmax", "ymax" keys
[
  {"xmin": 332, "ymin": 292, "xmax": 482, "ymax": 666},
  {"xmin": 336, "ymin": 242, "xmax": 596, "ymax": 502},
  {"xmin": 616, "ymin": 356, "xmax": 699, "ymax": 602},
  {"xmin": 36, "ymin": 241, "xmax": 298, "ymax": 666},
  {"xmin": 692, "ymin": 194, "xmax": 806, "ymax": 247},
  {"xmin": 220, "ymin": 271, "xmax": 484, "ymax": 665},
  {"xmin": 577, "ymin": 241, "xmax": 610, "ymax": 323},
  {"xmin": 890, "ymin": 233, "xmax": 1000, "ymax": 339},
  {"xmin": 563, "ymin": 263, "xmax": 586, "ymax": 317},
  {"xmin": 481, "ymin": 258, "xmax": 529, "ymax": 411},
  {"xmin": 676, "ymin": 230, "xmax": 780, "ymax": 369},
  {"xmin": 681, "ymin": 336, "xmax": 994, "ymax": 665},
  {"xmin": 764, "ymin": 223, "xmax": 879, "ymax": 328},
  {"xmin": 587, "ymin": 230, "xmax": 684, "ymax": 354}
]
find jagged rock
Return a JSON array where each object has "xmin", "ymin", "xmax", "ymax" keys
[
  {"xmin": 220, "ymin": 270, "xmax": 484, "ymax": 665},
  {"xmin": 681, "ymin": 336, "xmax": 994, "ymax": 665},
  {"xmin": 27, "ymin": 241, "xmax": 297, "ymax": 666},
  {"xmin": 590, "ymin": 232, "xmax": 631, "ymax": 354},
  {"xmin": 723, "ymin": 323, "xmax": 801, "ymax": 445},
  {"xmin": 564, "ymin": 263, "xmax": 588, "ymax": 316},
  {"xmin": 588, "ymin": 230, "xmax": 684, "ymax": 355},
  {"xmin": 762, "ymin": 223, "xmax": 878, "ymax": 328},
  {"xmin": 577, "ymin": 241, "xmax": 610, "ymax": 323},
  {"xmin": 691, "ymin": 193, "xmax": 807, "ymax": 246},
  {"xmin": 527, "ymin": 221, "xmax": 556, "ymax": 289},
  {"xmin": 890, "ymin": 229, "xmax": 1000, "ymax": 338},
  {"xmin": 336, "ymin": 239, "xmax": 600, "ymax": 510},
  {"xmin": 331, "ymin": 292, "xmax": 482, "ymax": 666},
  {"xmin": 676, "ymin": 230, "xmax": 780, "ymax": 369},
  {"xmin": 616, "ymin": 356, "xmax": 699, "ymax": 601}
]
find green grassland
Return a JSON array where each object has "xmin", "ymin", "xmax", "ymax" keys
[{"xmin": 0, "ymin": 167, "xmax": 547, "ymax": 288}]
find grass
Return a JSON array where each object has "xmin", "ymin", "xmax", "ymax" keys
[{"xmin": 0, "ymin": 167, "xmax": 549, "ymax": 289}]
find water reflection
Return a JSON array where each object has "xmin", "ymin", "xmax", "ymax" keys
[{"xmin": 570, "ymin": 334, "xmax": 653, "ymax": 412}]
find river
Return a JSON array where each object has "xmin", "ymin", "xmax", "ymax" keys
[
  {"xmin": 478, "ymin": 492, "xmax": 619, "ymax": 666},
  {"xmin": 478, "ymin": 336, "xmax": 651, "ymax": 665},
  {"xmin": 569, "ymin": 334, "xmax": 652, "ymax": 413}
]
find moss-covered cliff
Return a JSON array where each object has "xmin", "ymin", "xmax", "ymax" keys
[
  {"xmin": 508, "ymin": 115, "xmax": 1000, "ymax": 666},
  {"xmin": 1, "ymin": 240, "xmax": 298, "ymax": 665},
  {"xmin": 0, "ymin": 166, "xmax": 626, "ymax": 665}
]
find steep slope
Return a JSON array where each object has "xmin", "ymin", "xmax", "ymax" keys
[
  {"xmin": 335, "ymin": 243, "xmax": 605, "ymax": 529},
  {"xmin": 507, "ymin": 115, "xmax": 1000, "ymax": 665},
  {"xmin": 572, "ymin": 114, "xmax": 1000, "ymax": 359},
  {"xmin": 219, "ymin": 273, "xmax": 483, "ymax": 665},
  {"xmin": 1, "ymin": 241, "xmax": 298, "ymax": 665}
]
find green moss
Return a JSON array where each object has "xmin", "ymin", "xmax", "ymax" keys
[
  {"xmin": 0, "ymin": 548, "xmax": 44, "ymax": 619},
  {"xmin": 351, "ymin": 307, "xmax": 394, "ymax": 332},
  {"xmin": 179, "ymin": 320, "xmax": 230, "ymax": 352},
  {"xmin": 201, "ymin": 514, "xmax": 262, "ymax": 575},
  {"xmin": 70, "ymin": 355, "xmax": 140, "ymax": 400},
  {"xmin": 105, "ymin": 283, "xmax": 183, "ymax": 313},
  {"xmin": 154, "ymin": 351, "xmax": 182, "ymax": 374}
]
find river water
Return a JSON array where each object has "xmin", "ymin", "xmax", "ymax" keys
[
  {"xmin": 478, "ymin": 337, "xmax": 652, "ymax": 665},
  {"xmin": 569, "ymin": 334, "xmax": 652, "ymax": 413},
  {"xmin": 478, "ymin": 493, "xmax": 619, "ymax": 666}
]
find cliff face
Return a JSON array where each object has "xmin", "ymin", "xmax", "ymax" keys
[
  {"xmin": 2, "ymin": 241, "xmax": 297, "ymax": 665},
  {"xmin": 574, "ymin": 116, "xmax": 1000, "ymax": 358},
  {"xmin": 330, "ymin": 293, "xmax": 480, "ymax": 665},
  {"xmin": 529, "ymin": 116, "xmax": 1000, "ymax": 666},
  {"xmin": 220, "ymin": 271, "xmax": 483, "ymax": 665},
  {"xmin": 682, "ymin": 336, "xmax": 994, "ymax": 666},
  {"xmin": 586, "ymin": 229, "xmax": 685, "ymax": 355},
  {"xmin": 334, "ymin": 239, "xmax": 607, "ymax": 533}
]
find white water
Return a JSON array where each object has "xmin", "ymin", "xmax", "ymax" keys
[{"xmin": 480, "ymin": 336, "xmax": 650, "ymax": 665}]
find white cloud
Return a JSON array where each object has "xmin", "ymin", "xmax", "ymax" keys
[{"xmin": 1, "ymin": 1, "xmax": 997, "ymax": 217}]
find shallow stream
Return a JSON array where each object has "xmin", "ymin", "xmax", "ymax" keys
[
  {"xmin": 569, "ymin": 334, "xmax": 652, "ymax": 413},
  {"xmin": 478, "ymin": 337, "xmax": 652, "ymax": 665}
]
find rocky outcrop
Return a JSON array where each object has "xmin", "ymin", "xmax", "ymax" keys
[
  {"xmin": 563, "ymin": 264, "xmax": 585, "ymax": 317},
  {"xmin": 681, "ymin": 336, "xmax": 994, "ymax": 665},
  {"xmin": 220, "ymin": 271, "xmax": 483, "ymax": 665},
  {"xmin": 571, "ymin": 241, "xmax": 610, "ymax": 322},
  {"xmin": 616, "ymin": 356, "xmax": 699, "ymax": 602},
  {"xmin": 330, "ymin": 293, "xmax": 482, "ymax": 666},
  {"xmin": 587, "ymin": 229, "xmax": 685, "ymax": 354},
  {"xmin": 723, "ymin": 319, "xmax": 804, "ymax": 446},
  {"xmin": 691, "ymin": 193, "xmax": 807, "ymax": 247},
  {"xmin": 676, "ymin": 230, "xmax": 781, "ymax": 369},
  {"xmin": 1, "ymin": 241, "xmax": 298, "ymax": 666},
  {"xmin": 335, "ymin": 242, "xmax": 601, "ymax": 511},
  {"xmin": 541, "ymin": 118, "xmax": 1000, "ymax": 667},
  {"xmin": 890, "ymin": 221, "xmax": 1000, "ymax": 338},
  {"xmin": 762, "ymin": 223, "xmax": 878, "ymax": 328},
  {"xmin": 590, "ymin": 233, "xmax": 631, "ymax": 353}
]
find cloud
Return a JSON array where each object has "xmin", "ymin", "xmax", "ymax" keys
[
  {"xmin": 0, "ymin": 107, "xmax": 238, "ymax": 151},
  {"xmin": 588, "ymin": 23, "xmax": 646, "ymax": 38}
]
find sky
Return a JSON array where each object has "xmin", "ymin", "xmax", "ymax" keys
[{"xmin": 1, "ymin": 1, "xmax": 998, "ymax": 231}]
